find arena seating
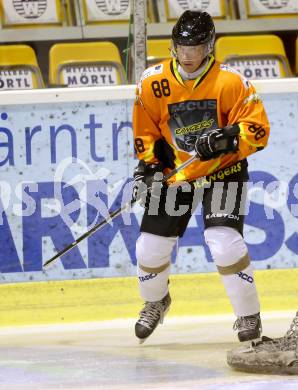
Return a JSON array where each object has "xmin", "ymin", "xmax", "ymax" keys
[
  {"xmin": 215, "ymin": 34, "xmax": 292, "ymax": 78},
  {"xmin": 147, "ymin": 39, "xmax": 171, "ymax": 66},
  {"xmin": 0, "ymin": 0, "xmax": 73, "ymax": 27},
  {"xmin": 147, "ymin": 34, "xmax": 293, "ymax": 80},
  {"xmin": 0, "ymin": 44, "xmax": 44, "ymax": 89},
  {"xmin": 49, "ymin": 41, "xmax": 127, "ymax": 87},
  {"xmin": 0, "ymin": 1, "xmax": 296, "ymax": 87}
]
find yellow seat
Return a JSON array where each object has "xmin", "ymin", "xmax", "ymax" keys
[
  {"xmin": 49, "ymin": 42, "xmax": 127, "ymax": 87},
  {"xmin": 242, "ymin": 0, "xmax": 298, "ymax": 18},
  {"xmin": 147, "ymin": 39, "xmax": 171, "ymax": 66},
  {"xmin": 0, "ymin": 0, "xmax": 73, "ymax": 27},
  {"xmin": 161, "ymin": 0, "xmax": 227, "ymax": 21},
  {"xmin": 0, "ymin": 45, "xmax": 44, "ymax": 89},
  {"xmin": 80, "ymin": 0, "xmax": 154, "ymax": 24},
  {"xmin": 215, "ymin": 35, "xmax": 292, "ymax": 79}
]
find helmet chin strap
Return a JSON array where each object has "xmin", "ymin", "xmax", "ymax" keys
[{"xmin": 177, "ymin": 56, "xmax": 209, "ymax": 80}]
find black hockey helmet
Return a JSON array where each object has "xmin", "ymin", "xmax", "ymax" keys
[{"xmin": 172, "ymin": 10, "xmax": 215, "ymax": 48}]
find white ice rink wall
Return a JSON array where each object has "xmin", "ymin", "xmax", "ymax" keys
[{"xmin": 0, "ymin": 79, "xmax": 297, "ymax": 283}]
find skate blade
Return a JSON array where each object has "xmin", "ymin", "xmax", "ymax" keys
[
  {"xmin": 241, "ymin": 337, "xmax": 262, "ymax": 347},
  {"xmin": 160, "ymin": 306, "xmax": 170, "ymax": 325},
  {"xmin": 138, "ymin": 337, "xmax": 147, "ymax": 345}
]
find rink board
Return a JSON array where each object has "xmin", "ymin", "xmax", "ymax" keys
[
  {"xmin": 0, "ymin": 79, "xmax": 297, "ymax": 284},
  {"xmin": 0, "ymin": 268, "xmax": 297, "ymax": 326}
]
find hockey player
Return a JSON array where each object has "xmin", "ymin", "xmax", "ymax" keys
[{"xmin": 132, "ymin": 10, "xmax": 270, "ymax": 344}]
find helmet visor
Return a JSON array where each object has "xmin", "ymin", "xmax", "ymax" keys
[{"xmin": 176, "ymin": 44, "xmax": 205, "ymax": 59}]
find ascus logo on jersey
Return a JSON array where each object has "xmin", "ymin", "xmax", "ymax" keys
[
  {"xmin": 176, "ymin": 0, "xmax": 211, "ymax": 12},
  {"xmin": 95, "ymin": 0, "xmax": 129, "ymax": 15},
  {"xmin": 13, "ymin": 0, "xmax": 47, "ymax": 19},
  {"xmin": 259, "ymin": 0, "xmax": 289, "ymax": 9}
]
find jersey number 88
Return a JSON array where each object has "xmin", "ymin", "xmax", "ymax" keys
[{"xmin": 151, "ymin": 79, "xmax": 171, "ymax": 98}]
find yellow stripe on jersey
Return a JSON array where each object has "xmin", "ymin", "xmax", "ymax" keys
[
  {"xmin": 172, "ymin": 58, "xmax": 185, "ymax": 87},
  {"xmin": 193, "ymin": 55, "xmax": 215, "ymax": 89}
]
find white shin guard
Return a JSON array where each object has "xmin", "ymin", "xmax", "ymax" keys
[
  {"xmin": 221, "ymin": 263, "xmax": 260, "ymax": 317},
  {"xmin": 204, "ymin": 226, "xmax": 260, "ymax": 317},
  {"xmin": 136, "ymin": 232, "xmax": 177, "ymax": 302}
]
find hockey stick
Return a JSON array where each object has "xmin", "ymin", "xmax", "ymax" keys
[
  {"xmin": 43, "ymin": 127, "xmax": 238, "ymax": 268},
  {"xmin": 43, "ymin": 154, "xmax": 198, "ymax": 268}
]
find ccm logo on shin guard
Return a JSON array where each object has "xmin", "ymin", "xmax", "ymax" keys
[
  {"xmin": 139, "ymin": 273, "xmax": 157, "ymax": 282},
  {"xmin": 237, "ymin": 271, "xmax": 254, "ymax": 283}
]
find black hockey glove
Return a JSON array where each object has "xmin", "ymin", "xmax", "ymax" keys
[
  {"xmin": 194, "ymin": 124, "xmax": 240, "ymax": 161},
  {"xmin": 132, "ymin": 160, "xmax": 164, "ymax": 208}
]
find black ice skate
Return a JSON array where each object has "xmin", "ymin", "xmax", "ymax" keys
[
  {"xmin": 135, "ymin": 292, "xmax": 171, "ymax": 344},
  {"xmin": 233, "ymin": 312, "xmax": 262, "ymax": 342}
]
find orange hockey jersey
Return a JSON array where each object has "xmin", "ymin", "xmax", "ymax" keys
[{"xmin": 133, "ymin": 56, "xmax": 270, "ymax": 183}]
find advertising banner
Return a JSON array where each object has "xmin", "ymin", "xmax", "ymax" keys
[
  {"xmin": 0, "ymin": 69, "xmax": 34, "ymax": 90},
  {"xmin": 84, "ymin": 0, "xmax": 130, "ymax": 21},
  {"xmin": 248, "ymin": 0, "xmax": 298, "ymax": 16},
  {"xmin": 62, "ymin": 65, "xmax": 119, "ymax": 87},
  {"xmin": 0, "ymin": 90, "xmax": 297, "ymax": 282},
  {"xmin": 167, "ymin": 0, "xmax": 223, "ymax": 19},
  {"xmin": 3, "ymin": 1, "xmax": 59, "ymax": 25},
  {"xmin": 225, "ymin": 59, "xmax": 281, "ymax": 80}
]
